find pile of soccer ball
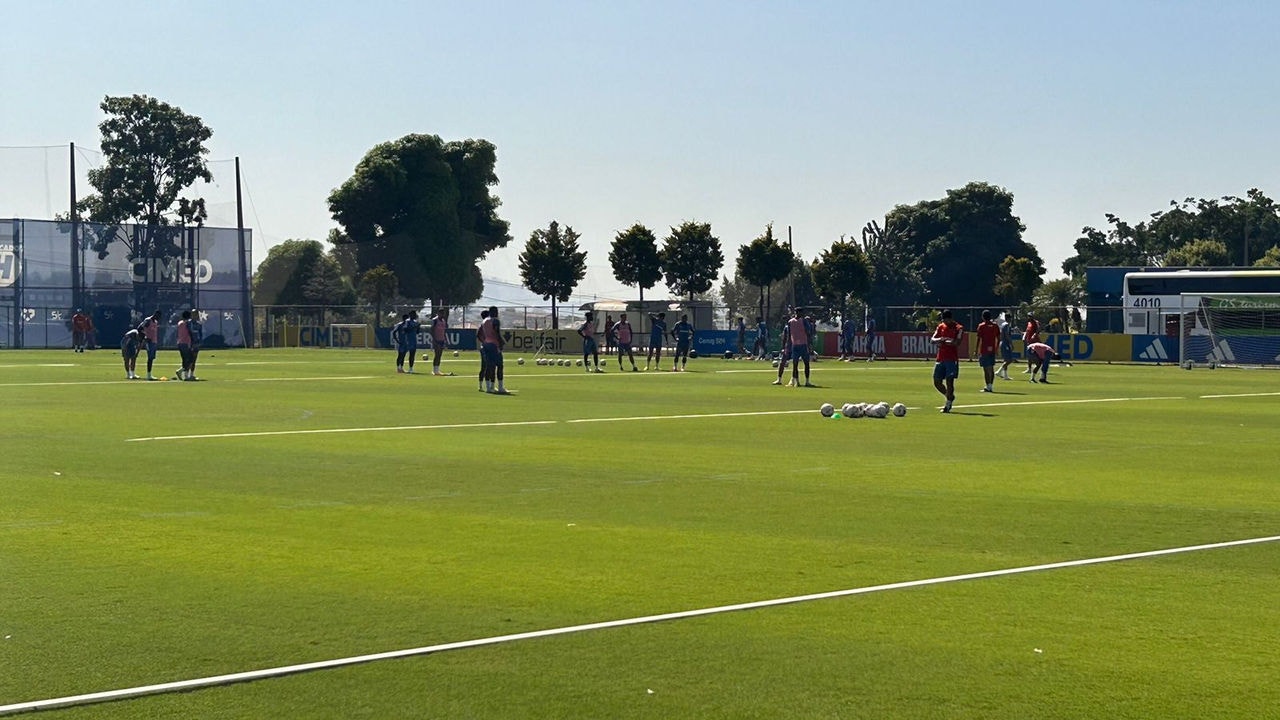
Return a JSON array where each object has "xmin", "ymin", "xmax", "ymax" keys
[
  {"xmin": 820, "ymin": 401, "xmax": 907, "ymax": 419},
  {"xmin": 533, "ymin": 358, "xmax": 585, "ymax": 367}
]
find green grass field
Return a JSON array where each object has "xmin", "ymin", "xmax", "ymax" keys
[{"xmin": 2, "ymin": 349, "xmax": 1278, "ymax": 719}]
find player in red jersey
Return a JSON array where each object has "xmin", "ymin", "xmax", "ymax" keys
[
  {"xmin": 974, "ymin": 310, "xmax": 1000, "ymax": 393},
  {"xmin": 930, "ymin": 309, "xmax": 964, "ymax": 413}
]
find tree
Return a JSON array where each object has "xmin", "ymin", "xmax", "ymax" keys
[
  {"xmin": 609, "ymin": 223, "xmax": 662, "ymax": 303},
  {"xmin": 519, "ymin": 221, "xmax": 587, "ymax": 329},
  {"xmin": 810, "ymin": 240, "xmax": 871, "ymax": 319},
  {"xmin": 81, "ymin": 94, "xmax": 214, "ymax": 258},
  {"xmin": 1062, "ymin": 189, "xmax": 1280, "ymax": 275},
  {"xmin": 885, "ymin": 181, "xmax": 1042, "ymax": 307},
  {"xmin": 735, "ymin": 223, "xmax": 794, "ymax": 319},
  {"xmin": 859, "ymin": 218, "xmax": 928, "ymax": 312},
  {"xmin": 992, "ymin": 255, "xmax": 1043, "ymax": 307},
  {"xmin": 1164, "ymin": 239, "xmax": 1231, "ymax": 267},
  {"xmin": 1254, "ymin": 245, "xmax": 1280, "ymax": 267},
  {"xmin": 661, "ymin": 221, "xmax": 724, "ymax": 302},
  {"xmin": 1031, "ymin": 277, "xmax": 1085, "ymax": 331},
  {"xmin": 328, "ymin": 134, "xmax": 511, "ymax": 313},
  {"xmin": 357, "ymin": 265, "xmax": 399, "ymax": 329},
  {"xmin": 253, "ymin": 239, "xmax": 351, "ymax": 306}
]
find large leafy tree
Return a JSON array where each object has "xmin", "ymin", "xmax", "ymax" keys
[
  {"xmin": 992, "ymin": 255, "xmax": 1043, "ymax": 307},
  {"xmin": 357, "ymin": 265, "xmax": 399, "ymax": 329},
  {"xmin": 1254, "ymin": 245, "xmax": 1280, "ymax": 267},
  {"xmin": 609, "ymin": 223, "xmax": 662, "ymax": 302},
  {"xmin": 859, "ymin": 218, "xmax": 928, "ymax": 311},
  {"xmin": 1062, "ymin": 189, "xmax": 1280, "ymax": 275},
  {"xmin": 79, "ymin": 94, "xmax": 213, "ymax": 268},
  {"xmin": 811, "ymin": 240, "xmax": 871, "ymax": 319},
  {"xmin": 1164, "ymin": 239, "xmax": 1231, "ymax": 267},
  {"xmin": 885, "ymin": 181, "xmax": 1042, "ymax": 307},
  {"xmin": 519, "ymin": 220, "xmax": 587, "ymax": 329},
  {"xmin": 252, "ymin": 239, "xmax": 353, "ymax": 306},
  {"xmin": 661, "ymin": 221, "xmax": 724, "ymax": 302},
  {"xmin": 328, "ymin": 134, "xmax": 511, "ymax": 313},
  {"xmin": 735, "ymin": 223, "xmax": 794, "ymax": 319}
]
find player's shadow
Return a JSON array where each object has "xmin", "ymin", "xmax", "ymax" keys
[{"xmin": 947, "ymin": 409, "xmax": 997, "ymax": 417}]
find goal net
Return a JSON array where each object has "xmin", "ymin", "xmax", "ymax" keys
[
  {"xmin": 1179, "ymin": 294, "xmax": 1280, "ymax": 368},
  {"xmin": 328, "ymin": 323, "xmax": 373, "ymax": 349}
]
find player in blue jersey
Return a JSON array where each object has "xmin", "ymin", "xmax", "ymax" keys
[
  {"xmin": 753, "ymin": 316, "xmax": 768, "ymax": 360},
  {"xmin": 403, "ymin": 310, "xmax": 421, "ymax": 373},
  {"xmin": 577, "ymin": 311, "xmax": 603, "ymax": 372},
  {"xmin": 670, "ymin": 314, "xmax": 695, "ymax": 371},
  {"xmin": 391, "ymin": 313, "xmax": 412, "ymax": 373},
  {"xmin": 645, "ymin": 312, "xmax": 667, "ymax": 370}
]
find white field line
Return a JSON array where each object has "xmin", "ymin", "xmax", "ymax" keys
[
  {"xmin": 3, "ymin": 534, "xmax": 1276, "ymax": 716},
  {"xmin": 568, "ymin": 409, "xmax": 813, "ymax": 424},
  {"xmin": 126, "ymin": 420, "xmax": 557, "ymax": 443},
  {"xmin": 1199, "ymin": 391, "xmax": 1280, "ymax": 399},
  {"xmin": 123, "ymin": 395, "xmax": 1199, "ymax": 442},
  {"xmin": 954, "ymin": 396, "xmax": 1185, "ymax": 410},
  {"xmin": 241, "ymin": 376, "xmax": 374, "ymax": 382}
]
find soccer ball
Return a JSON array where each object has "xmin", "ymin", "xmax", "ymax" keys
[
  {"xmin": 771, "ymin": 359, "xmax": 780, "ymax": 368},
  {"xmin": 517, "ymin": 358, "xmax": 525, "ymax": 365},
  {"xmin": 159, "ymin": 376, "xmax": 168, "ymax": 382},
  {"xmin": 892, "ymin": 403, "xmax": 907, "ymax": 417},
  {"xmin": 689, "ymin": 350, "xmax": 698, "ymax": 359},
  {"xmin": 576, "ymin": 359, "xmax": 584, "ymax": 366},
  {"xmin": 453, "ymin": 350, "xmax": 459, "ymax": 357},
  {"xmin": 847, "ymin": 403, "xmax": 865, "ymax": 418},
  {"xmin": 819, "ymin": 403, "xmax": 835, "ymax": 417}
]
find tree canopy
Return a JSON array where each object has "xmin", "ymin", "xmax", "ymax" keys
[
  {"xmin": 252, "ymin": 239, "xmax": 354, "ymax": 306},
  {"xmin": 328, "ymin": 134, "xmax": 511, "ymax": 311},
  {"xmin": 735, "ymin": 223, "xmax": 794, "ymax": 318},
  {"xmin": 519, "ymin": 220, "xmax": 587, "ymax": 329},
  {"xmin": 992, "ymin": 255, "xmax": 1043, "ymax": 307},
  {"xmin": 885, "ymin": 181, "xmax": 1042, "ymax": 308},
  {"xmin": 609, "ymin": 223, "xmax": 662, "ymax": 303},
  {"xmin": 80, "ymin": 94, "xmax": 214, "ymax": 260},
  {"xmin": 811, "ymin": 240, "xmax": 871, "ymax": 317},
  {"xmin": 661, "ymin": 221, "xmax": 724, "ymax": 301},
  {"xmin": 1062, "ymin": 189, "xmax": 1280, "ymax": 275}
]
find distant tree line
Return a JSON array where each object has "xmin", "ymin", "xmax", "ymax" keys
[{"xmin": 73, "ymin": 94, "xmax": 1280, "ymax": 331}]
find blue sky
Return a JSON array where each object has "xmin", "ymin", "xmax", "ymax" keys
[{"xmin": 4, "ymin": 0, "xmax": 1277, "ymax": 300}]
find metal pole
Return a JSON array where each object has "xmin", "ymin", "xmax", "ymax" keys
[
  {"xmin": 70, "ymin": 142, "xmax": 80, "ymax": 311},
  {"xmin": 235, "ymin": 157, "xmax": 251, "ymax": 347}
]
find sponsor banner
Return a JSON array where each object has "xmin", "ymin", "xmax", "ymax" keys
[
  {"xmin": 693, "ymin": 330, "xmax": 739, "ymax": 355},
  {"xmin": 1183, "ymin": 335, "xmax": 1280, "ymax": 365},
  {"xmin": 1130, "ymin": 334, "xmax": 1178, "ymax": 363},
  {"xmin": 500, "ymin": 328, "xmax": 577, "ymax": 354},
  {"xmin": 0, "ymin": 242, "xmax": 17, "ymax": 288},
  {"xmin": 375, "ymin": 328, "xmax": 477, "ymax": 350}
]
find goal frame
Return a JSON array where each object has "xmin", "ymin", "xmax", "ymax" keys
[
  {"xmin": 1178, "ymin": 293, "xmax": 1280, "ymax": 369},
  {"xmin": 328, "ymin": 323, "xmax": 373, "ymax": 349}
]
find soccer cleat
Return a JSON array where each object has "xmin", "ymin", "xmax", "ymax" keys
[
  {"xmin": 803, "ymin": 382, "xmax": 814, "ymax": 387},
  {"xmin": 772, "ymin": 379, "xmax": 782, "ymax": 385},
  {"xmin": 786, "ymin": 379, "xmax": 796, "ymax": 387},
  {"xmin": 631, "ymin": 366, "xmax": 639, "ymax": 372},
  {"xmin": 981, "ymin": 386, "xmax": 993, "ymax": 392},
  {"xmin": 396, "ymin": 367, "xmax": 405, "ymax": 373},
  {"xmin": 943, "ymin": 399, "xmax": 954, "ymax": 413},
  {"xmin": 147, "ymin": 374, "xmax": 155, "ymax": 381}
]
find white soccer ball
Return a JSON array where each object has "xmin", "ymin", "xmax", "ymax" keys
[
  {"xmin": 840, "ymin": 403, "xmax": 854, "ymax": 417},
  {"xmin": 771, "ymin": 359, "xmax": 780, "ymax": 368},
  {"xmin": 846, "ymin": 403, "xmax": 864, "ymax": 418},
  {"xmin": 453, "ymin": 350, "xmax": 459, "ymax": 357},
  {"xmin": 819, "ymin": 403, "xmax": 835, "ymax": 418},
  {"xmin": 892, "ymin": 403, "xmax": 907, "ymax": 417},
  {"xmin": 536, "ymin": 358, "xmax": 546, "ymax": 366},
  {"xmin": 576, "ymin": 359, "xmax": 584, "ymax": 366},
  {"xmin": 517, "ymin": 357, "xmax": 525, "ymax": 365}
]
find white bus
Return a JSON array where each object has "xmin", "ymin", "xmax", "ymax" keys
[{"xmin": 1121, "ymin": 269, "xmax": 1280, "ymax": 334}]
